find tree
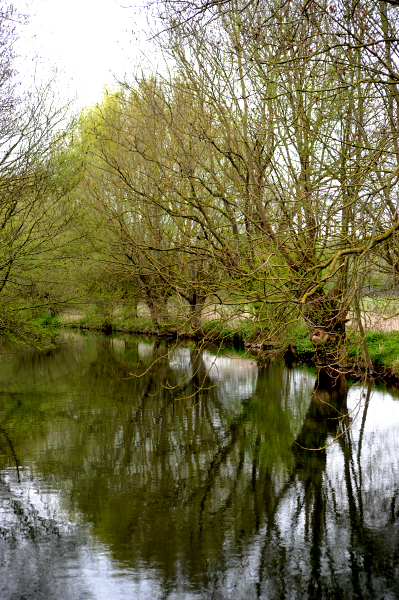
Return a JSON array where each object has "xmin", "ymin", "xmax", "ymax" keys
[
  {"xmin": 0, "ymin": 6, "xmax": 82, "ymax": 344},
  {"xmin": 78, "ymin": 82, "xmax": 227, "ymax": 333},
  {"xmin": 144, "ymin": 0, "xmax": 399, "ymax": 367}
]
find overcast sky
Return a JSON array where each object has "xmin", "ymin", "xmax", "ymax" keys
[{"xmin": 13, "ymin": 0, "xmax": 157, "ymax": 111}]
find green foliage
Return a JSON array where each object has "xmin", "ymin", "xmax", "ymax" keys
[
  {"xmin": 287, "ymin": 324, "xmax": 315, "ymax": 357},
  {"xmin": 0, "ymin": 303, "xmax": 59, "ymax": 348},
  {"xmin": 37, "ymin": 315, "xmax": 61, "ymax": 327}
]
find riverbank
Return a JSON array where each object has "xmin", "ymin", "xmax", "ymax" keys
[{"xmin": 39, "ymin": 312, "xmax": 399, "ymax": 385}]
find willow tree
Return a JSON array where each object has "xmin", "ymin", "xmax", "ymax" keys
[
  {"xmin": 78, "ymin": 81, "xmax": 232, "ymax": 333},
  {"xmin": 143, "ymin": 0, "xmax": 399, "ymax": 366}
]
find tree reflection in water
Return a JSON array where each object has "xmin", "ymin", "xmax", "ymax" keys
[{"xmin": 0, "ymin": 334, "xmax": 398, "ymax": 599}]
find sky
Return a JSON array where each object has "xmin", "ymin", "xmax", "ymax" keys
[{"xmin": 12, "ymin": 0, "xmax": 158, "ymax": 111}]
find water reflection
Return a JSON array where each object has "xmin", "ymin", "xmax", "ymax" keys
[
  {"xmin": 0, "ymin": 335, "xmax": 398, "ymax": 599},
  {"xmin": 203, "ymin": 352, "xmax": 258, "ymax": 404}
]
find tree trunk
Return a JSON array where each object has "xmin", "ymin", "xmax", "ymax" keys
[
  {"xmin": 304, "ymin": 292, "xmax": 348, "ymax": 367},
  {"xmin": 189, "ymin": 292, "xmax": 204, "ymax": 335},
  {"xmin": 147, "ymin": 298, "xmax": 161, "ymax": 330},
  {"xmin": 144, "ymin": 286, "xmax": 169, "ymax": 330}
]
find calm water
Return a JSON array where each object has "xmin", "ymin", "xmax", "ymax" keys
[{"xmin": 0, "ymin": 332, "xmax": 398, "ymax": 599}]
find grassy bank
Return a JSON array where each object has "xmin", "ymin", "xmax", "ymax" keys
[
  {"xmin": 36, "ymin": 310, "xmax": 399, "ymax": 381},
  {"xmin": 347, "ymin": 331, "xmax": 399, "ymax": 376},
  {"xmin": 39, "ymin": 311, "xmax": 315, "ymax": 363},
  {"xmin": 286, "ymin": 327, "xmax": 399, "ymax": 378}
]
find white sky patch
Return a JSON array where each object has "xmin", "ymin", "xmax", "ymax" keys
[{"xmin": 12, "ymin": 0, "xmax": 156, "ymax": 111}]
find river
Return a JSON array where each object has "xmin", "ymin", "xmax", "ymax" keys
[{"xmin": 0, "ymin": 332, "xmax": 398, "ymax": 599}]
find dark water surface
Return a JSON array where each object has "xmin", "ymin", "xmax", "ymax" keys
[{"xmin": 0, "ymin": 332, "xmax": 398, "ymax": 599}]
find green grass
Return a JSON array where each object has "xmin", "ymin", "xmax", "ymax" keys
[
  {"xmin": 122, "ymin": 316, "xmax": 154, "ymax": 332},
  {"xmin": 37, "ymin": 315, "xmax": 61, "ymax": 327},
  {"xmin": 289, "ymin": 324, "xmax": 315, "ymax": 356},
  {"xmin": 348, "ymin": 330, "xmax": 399, "ymax": 373},
  {"xmin": 202, "ymin": 318, "xmax": 254, "ymax": 343},
  {"xmin": 290, "ymin": 324, "xmax": 399, "ymax": 373}
]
